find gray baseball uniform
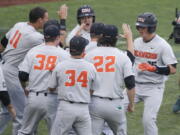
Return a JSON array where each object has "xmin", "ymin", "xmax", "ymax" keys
[
  {"xmin": 49, "ymin": 57, "xmax": 99, "ymax": 135},
  {"xmin": 84, "ymin": 46, "xmax": 134, "ymax": 135},
  {"xmin": 18, "ymin": 44, "xmax": 70, "ymax": 135},
  {"xmin": 0, "ymin": 22, "xmax": 44, "ymax": 135},
  {"xmin": 124, "ymin": 34, "xmax": 177, "ymax": 135},
  {"xmin": 66, "ymin": 25, "xmax": 91, "ymax": 46}
]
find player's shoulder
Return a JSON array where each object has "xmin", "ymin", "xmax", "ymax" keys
[
  {"xmin": 155, "ymin": 34, "xmax": 171, "ymax": 47},
  {"xmin": 134, "ymin": 37, "xmax": 143, "ymax": 44}
]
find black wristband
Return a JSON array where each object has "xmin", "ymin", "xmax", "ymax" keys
[
  {"xmin": 60, "ymin": 19, "xmax": 66, "ymax": 31},
  {"xmin": 155, "ymin": 66, "xmax": 170, "ymax": 75}
]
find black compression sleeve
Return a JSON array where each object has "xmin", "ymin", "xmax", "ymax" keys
[
  {"xmin": 1, "ymin": 36, "xmax": 8, "ymax": 48},
  {"xmin": 126, "ymin": 50, "xmax": 135, "ymax": 65},
  {"xmin": 18, "ymin": 71, "xmax": 29, "ymax": 82},
  {"xmin": 0, "ymin": 91, "xmax": 11, "ymax": 106},
  {"xmin": 124, "ymin": 75, "xmax": 135, "ymax": 90},
  {"xmin": 155, "ymin": 66, "xmax": 170, "ymax": 75},
  {"xmin": 60, "ymin": 19, "xmax": 66, "ymax": 31}
]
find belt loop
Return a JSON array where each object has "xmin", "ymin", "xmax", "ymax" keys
[{"xmin": 36, "ymin": 92, "xmax": 39, "ymax": 96}]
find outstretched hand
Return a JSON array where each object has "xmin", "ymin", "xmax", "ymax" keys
[
  {"xmin": 138, "ymin": 63, "xmax": 157, "ymax": 72},
  {"xmin": 58, "ymin": 4, "xmax": 68, "ymax": 19}
]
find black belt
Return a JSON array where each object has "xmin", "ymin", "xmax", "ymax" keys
[
  {"xmin": 61, "ymin": 100, "xmax": 87, "ymax": 104},
  {"xmin": 95, "ymin": 96, "xmax": 113, "ymax": 100},
  {"xmin": 30, "ymin": 91, "xmax": 48, "ymax": 96},
  {"xmin": 36, "ymin": 92, "xmax": 47, "ymax": 96},
  {"xmin": 94, "ymin": 96, "xmax": 124, "ymax": 100}
]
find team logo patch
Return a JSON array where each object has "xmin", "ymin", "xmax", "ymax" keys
[
  {"xmin": 138, "ymin": 17, "xmax": 145, "ymax": 22},
  {"xmin": 82, "ymin": 8, "xmax": 91, "ymax": 13}
]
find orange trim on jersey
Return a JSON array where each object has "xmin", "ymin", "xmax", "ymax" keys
[
  {"xmin": 134, "ymin": 50, "xmax": 157, "ymax": 59},
  {"xmin": 10, "ymin": 30, "xmax": 22, "ymax": 48}
]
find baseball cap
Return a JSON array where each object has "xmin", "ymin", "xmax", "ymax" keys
[
  {"xmin": 90, "ymin": 22, "xmax": 105, "ymax": 35},
  {"xmin": 43, "ymin": 25, "xmax": 60, "ymax": 39},
  {"xmin": 70, "ymin": 36, "xmax": 89, "ymax": 55},
  {"xmin": 43, "ymin": 19, "xmax": 61, "ymax": 30},
  {"xmin": 103, "ymin": 24, "xmax": 118, "ymax": 38}
]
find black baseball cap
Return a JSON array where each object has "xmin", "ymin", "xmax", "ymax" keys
[
  {"xmin": 103, "ymin": 24, "xmax": 118, "ymax": 38},
  {"xmin": 43, "ymin": 19, "xmax": 61, "ymax": 30},
  {"xmin": 70, "ymin": 36, "xmax": 89, "ymax": 55},
  {"xmin": 90, "ymin": 22, "xmax": 105, "ymax": 35},
  {"xmin": 43, "ymin": 25, "xmax": 60, "ymax": 39}
]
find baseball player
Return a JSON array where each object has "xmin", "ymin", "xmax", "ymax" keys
[
  {"xmin": 0, "ymin": 7, "xmax": 48, "ymax": 135},
  {"xmin": 85, "ymin": 22, "xmax": 104, "ymax": 53},
  {"xmin": 66, "ymin": 5, "xmax": 95, "ymax": 46},
  {"xmin": 124, "ymin": 12, "xmax": 177, "ymax": 135},
  {"xmin": 84, "ymin": 24, "xmax": 135, "ymax": 135},
  {"xmin": 49, "ymin": 36, "xmax": 99, "ymax": 135},
  {"xmin": 18, "ymin": 23, "xmax": 70, "ymax": 135},
  {"xmin": 0, "ymin": 65, "xmax": 16, "ymax": 119}
]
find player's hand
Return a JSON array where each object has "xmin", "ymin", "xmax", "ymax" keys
[
  {"xmin": 127, "ymin": 103, "xmax": 134, "ymax": 112},
  {"xmin": 24, "ymin": 88, "xmax": 29, "ymax": 97},
  {"xmin": 58, "ymin": 4, "xmax": 68, "ymax": 19},
  {"xmin": 138, "ymin": 63, "xmax": 157, "ymax": 72},
  {"xmin": 120, "ymin": 24, "xmax": 133, "ymax": 40},
  {"xmin": 7, "ymin": 104, "xmax": 16, "ymax": 120},
  {"xmin": 76, "ymin": 23, "xmax": 86, "ymax": 36}
]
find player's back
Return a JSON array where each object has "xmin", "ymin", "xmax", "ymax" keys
[
  {"xmin": 55, "ymin": 58, "xmax": 96, "ymax": 103},
  {"xmin": 19, "ymin": 44, "xmax": 69, "ymax": 92},
  {"xmin": 85, "ymin": 46, "xmax": 133, "ymax": 98},
  {"xmin": 2, "ymin": 22, "xmax": 44, "ymax": 68}
]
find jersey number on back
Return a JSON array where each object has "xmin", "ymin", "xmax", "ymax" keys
[
  {"xmin": 65, "ymin": 70, "xmax": 88, "ymax": 87},
  {"xmin": 93, "ymin": 56, "xmax": 115, "ymax": 72},
  {"xmin": 10, "ymin": 30, "xmax": 22, "ymax": 48},
  {"xmin": 34, "ymin": 54, "xmax": 57, "ymax": 71}
]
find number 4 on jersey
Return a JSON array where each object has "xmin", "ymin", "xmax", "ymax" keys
[{"xmin": 65, "ymin": 70, "xmax": 88, "ymax": 87}]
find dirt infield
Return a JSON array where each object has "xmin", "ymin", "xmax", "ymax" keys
[{"xmin": 0, "ymin": 0, "xmax": 58, "ymax": 7}]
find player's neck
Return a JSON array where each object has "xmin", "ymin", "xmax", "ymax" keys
[
  {"xmin": 143, "ymin": 33, "xmax": 156, "ymax": 43},
  {"xmin": 71, "ymin": 56, "xmax": 82, "ymax": 59},
  {"xmin": 46, "ymin": 42, "xmax": 57, "ymax": 46},
  {"xmin": 28, "ymin": 22, "xmax": 40, "ymax": 30}
]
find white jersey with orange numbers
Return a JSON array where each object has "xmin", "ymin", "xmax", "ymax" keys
[
  {"xmin": 66, "ymin": 25, "xmax": 91, "ymax": 46},
  {"xmin": 85, "ymin": 41, "xmax": 97, "ymax": 54},
  {"xmin": 0, "ymin": 65, "xmax": 7, "ymax": 91},
  {"xmin": 18, "ymin": 44, "xmax": 70, "ymax": 92},
  {"xmin": 48, "ymin": 58, "xmax": 99, "ymax": 103},
  {"xmin": 134, "ymin": 34, "xmax": 177, "ymax": 83},
  {"xmin": 84, "ymin": 46, "xmax": 134, "ymax": 98},
  {"xmin": 2, "ymin": 22, "xmax": 44, "ymax": 67}
]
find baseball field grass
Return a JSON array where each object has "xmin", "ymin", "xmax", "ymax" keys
[{"xmin": 0, "ymin": 0, "xmax": 180, "ymax": 135}]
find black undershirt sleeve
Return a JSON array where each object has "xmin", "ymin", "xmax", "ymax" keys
[
  {"xmin": 18, "ymin": 71, "xmax": 29, "ymax": 82},
  {"xmin": 1, "ymin": 36, "xmax": 8, "ymax": 48},
  {"xmin": 124, "ymin": 75, "xmax": 135, "ymax": 90},
  {"xmin": 0, "ymin": 91, "xmax": 11, "ymax": 106},
  {"xmin": 126, "ymin": 50, "xmax": 135, "ymax": 65}
]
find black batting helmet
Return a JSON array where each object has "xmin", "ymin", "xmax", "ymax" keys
[
  {"xmin": 77, "ymin": 5, "xmax": 95, "ymax": 24},
  {"xmin": 136, "ymin": 12, "xmax": 157, "ymax": 33}
]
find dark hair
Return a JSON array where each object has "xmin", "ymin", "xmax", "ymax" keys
[
  {"xmin": 44, "ymin": 37, "xmax": 57, "ymax": 42},
  {"xmin": 98, "ymin": 37, "xmax": 117, "ymax": 47},
  {"xmin": 29, "ymin": 7, "xmax": 47, "ymax": 23}
]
